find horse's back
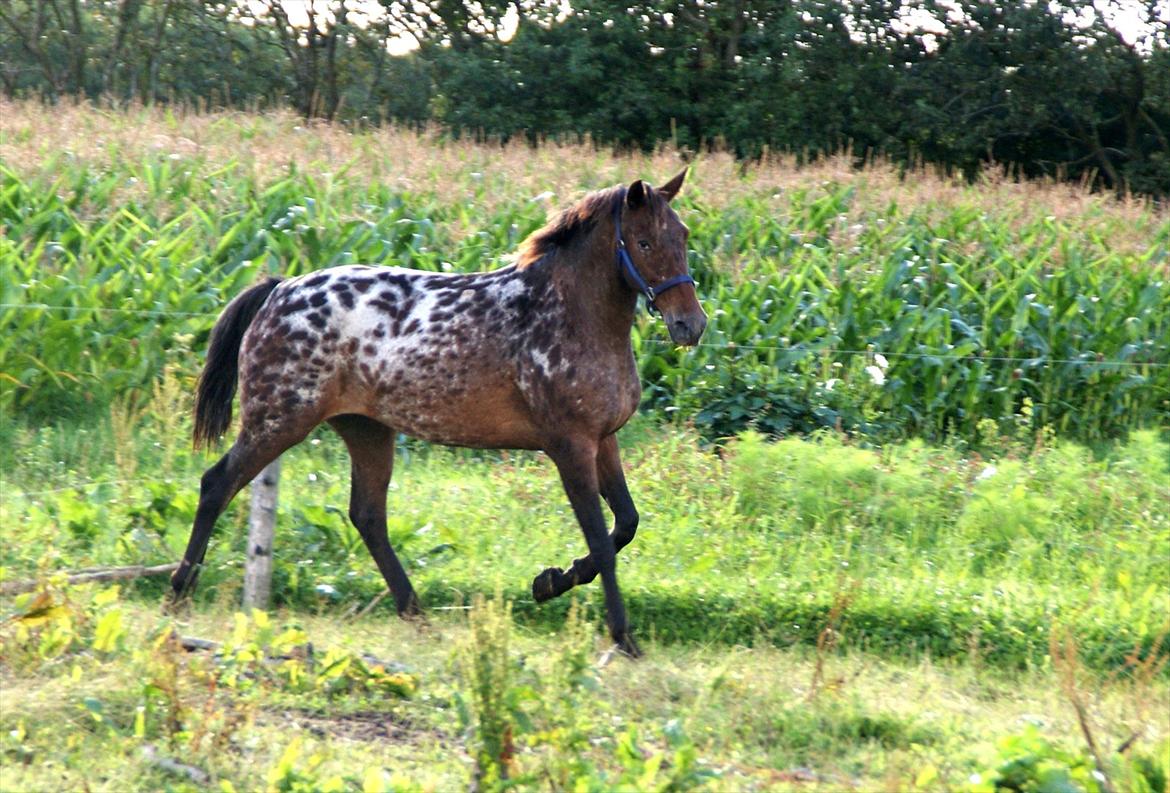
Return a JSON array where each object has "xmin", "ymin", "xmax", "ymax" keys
[{"xmin": 237, "ymin": 265, "xmax": 543, "ymax": 446}]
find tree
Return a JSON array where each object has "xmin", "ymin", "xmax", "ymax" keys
[{"xmin": 0, "ymin": 0, "xmax": 1165, "ymax": 194}]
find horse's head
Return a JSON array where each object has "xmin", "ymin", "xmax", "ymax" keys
[{"xmin": 618, "ymin": 169, "xmax": 707, "ymax": 346}]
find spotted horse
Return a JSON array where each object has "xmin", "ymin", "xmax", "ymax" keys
[{"xmin": 170, "ymin": 170, "xmax": 705, "ymax": 656}]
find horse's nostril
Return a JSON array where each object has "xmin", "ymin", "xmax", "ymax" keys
[{"xmin": 667, "ymin": 316, "xmax": 703, "ymax": 346}]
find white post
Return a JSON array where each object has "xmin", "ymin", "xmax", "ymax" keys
[{"xmin": 243, "ymin": 458, "xmax": 280, "ymax": 610}]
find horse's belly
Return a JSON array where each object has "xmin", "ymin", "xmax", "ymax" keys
[{"xmin": 355, "ymin": 356, "xmax": 542, "ymax": 449}]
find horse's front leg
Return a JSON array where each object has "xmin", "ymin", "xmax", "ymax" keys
[
  {"xmin": 534, "ymin": 436, "xmax": 639, "ymax": 646},
  {"xmin": 542, "ymin": 435, "xmax": 638, "ymax": 656}
]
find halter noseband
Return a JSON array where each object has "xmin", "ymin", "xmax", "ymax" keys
[{"xmin": 613, "ymin": 187, "xmax": 695, "ymax": 314}]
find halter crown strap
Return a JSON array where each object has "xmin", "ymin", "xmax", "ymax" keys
[{"xmin": 614, "ymin": 187, "xmax": 695, "ymax": 314}]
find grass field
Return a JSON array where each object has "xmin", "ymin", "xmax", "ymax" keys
[
  {"xmin": 2, "ymin": 101, "xmax": 1169, "ymax": 791},
  {"xmin": 1, "ymin": 595, "xmax": 1165, "ymax": 792},
  {"xmin": 3, "ymin": 415, "xmax": 1168, "ymax": 790}
]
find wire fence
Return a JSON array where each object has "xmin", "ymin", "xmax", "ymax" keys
[
  {"xmin": 10, "ymin": 477, "xmax": 180, "ymax": 499},
  {"xmin": 2, "ymin": 297, "xmax": 1166, "ymax": 502},
  {"xmin": 4, "ymin": 294, "xmax": 1167, "ymax": 611},
  {"xmin": 5, "ymin": 301, "xmax": 1165, "ymax": 368},
  {"xmin": 642, "ymin": 339, "xmax": 1168, "ymax": 369},
  {"xmin": 0, "ymin": 303, "xmax": 219, "ymax": 318}
]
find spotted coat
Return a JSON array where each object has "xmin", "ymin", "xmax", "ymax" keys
[{"xmin": 238, "ymin": 262, "xmax": 642, "ymax": 449}]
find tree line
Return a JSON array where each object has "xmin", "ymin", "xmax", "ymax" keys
[{"xmin": 2, "ymin": 1, "xmax": 1168, "ymax": 196}]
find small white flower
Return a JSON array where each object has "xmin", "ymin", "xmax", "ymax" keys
[
  {"xmin": 976, "ymin": 464, "xmax": 997, "ymax": 481},
  {"xmin": 315, "ymin": 584, "xmax": 336, "ymax": 596},
  {"xmin": 824, "ymin": 378, "xmax": 839, "ymax": 391},
  {"xmin": 865, "ymin": 365, "xmax": 886, "ymax": 385},
  {"xmin": 308, "ymin": 473, "xmax": 317, "ymax": 482},
  {"xmin": 874, "ymin": 353, "xmax": 889, "ymax": 370}
]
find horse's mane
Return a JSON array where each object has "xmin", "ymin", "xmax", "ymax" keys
[{"xmin": 515, "ymin": 185, "xmax": 623, "ymax": 269}]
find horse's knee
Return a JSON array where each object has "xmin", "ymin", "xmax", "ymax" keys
[
  {"xmin": 348, "ymin": 504, "xmax": 367, "ymax": 529},
  {"xmin": 348, "ymin": 501, "xmax": 385, "ymax": 534},
  {"xmin": 614, "ymin": 508, "xmax": 639, "ymax": 548}
]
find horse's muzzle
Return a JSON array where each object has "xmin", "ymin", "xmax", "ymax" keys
[{"xmin": 666, "ymin": 310, "xmax": 707, "ymax": 347}]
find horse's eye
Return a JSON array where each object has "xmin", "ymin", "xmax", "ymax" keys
[{"xmin": 637, "ymin": 240, "xmax": 651, "ymax": 251}]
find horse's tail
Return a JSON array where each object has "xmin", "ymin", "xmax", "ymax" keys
[{"xmin": 193, "ymin": 277, "xmax": 283, "ymax": 448}]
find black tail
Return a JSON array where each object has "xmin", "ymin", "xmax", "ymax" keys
[{"xmin": 193, "ymin": 277, "xmax": 283, "ymax": 448}]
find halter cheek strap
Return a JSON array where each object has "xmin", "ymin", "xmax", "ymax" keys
[{"xmin": 614, "ymin": 188, "xmax": 695, "ymax": 314}]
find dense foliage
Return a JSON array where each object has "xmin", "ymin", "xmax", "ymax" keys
[
  {"xmin": 2, "ymin": 107, "xmax": 1166, "ymax": 442},
  {"xmin": 1, "ymin": 0, "xmax": 1168, "ymax": 195}
]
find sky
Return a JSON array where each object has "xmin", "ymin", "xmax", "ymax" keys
[{"xmin": 263, "ymin": 0, "xmax": 1169, "ymax": 56}]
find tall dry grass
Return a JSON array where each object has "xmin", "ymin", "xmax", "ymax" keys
[{"xmin": 2, "ymin": 99, "xmax": 1164, "ymax": 253}]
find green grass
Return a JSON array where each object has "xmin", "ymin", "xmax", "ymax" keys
[
  {"xmin": 3, "ymin": 406, "xmax": 1167, "ymax": 674},
  {"xmin": 2, "ymin": 594, "xmax": 1166, "ymax": 792}
]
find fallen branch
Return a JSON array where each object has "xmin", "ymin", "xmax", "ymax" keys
[
  {"xmin": 178, "ymin": 635, "xmax": 220, "ymax": 653},
  {"xmin": 360, "ymin": 653, "xmax": 409, "ymax": 674},
  {"xmin": 350, "ymin": 587, "xmax": 390, "ymax": 621},
  {"xmin": 175, "ymin": 633, "xmax": 406, "ymax": 675},
  {"xmin": 0, "ymin": 563, "xmax": 180, "ymax": 596},
  {"xmin": 141, "ymin": 744, "xmax": 210, "ymax": 785}
]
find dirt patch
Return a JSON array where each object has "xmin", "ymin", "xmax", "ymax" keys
[{"xmin": 268, "ymin": 707, "xmax": 449, "ymax": 747}]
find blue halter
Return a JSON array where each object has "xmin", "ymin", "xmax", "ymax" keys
[{"xmin": 613, "ymin": 188, "xmax": 695, "ymax": 314}]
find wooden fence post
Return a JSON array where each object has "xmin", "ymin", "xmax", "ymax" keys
[{"xmin": 243, "ymin": 458, "xmax": 280, "ymax": 610}]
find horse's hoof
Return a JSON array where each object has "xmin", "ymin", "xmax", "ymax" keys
[
  {"xmin": 598, "ymin": 634, "xmax": 642, "ymax": 666},
  {"xmin": 161, "ymin": 593, "xmax": 192, "ymax": 617},
  {"xmin": 616, "ymin": 632, "xmax": 642, "ymax": 659},
  {"xmin": 397, "ymin": 595, "xmax": 424, "ymax": 620},
  {"xmin": 532, "ymin": 567, "xmax": 565, "ymax": 603}
]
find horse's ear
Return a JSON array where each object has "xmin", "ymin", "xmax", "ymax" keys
[
  {"xmin": 626, "ymin": 179, "xmax": 648, "ymax": 210},
  {"xmin": 657, "ymin": 167, "xmax": 688, "ymax": 202}
]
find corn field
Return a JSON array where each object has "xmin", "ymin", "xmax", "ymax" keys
[{"xmin": 2, "ymin": 102, "xmax": 1167, "ymax": 442}]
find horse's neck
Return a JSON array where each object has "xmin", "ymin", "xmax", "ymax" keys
[{"xmin": 542, "ymin": 231, "xmax": 638, "ymax": 346}]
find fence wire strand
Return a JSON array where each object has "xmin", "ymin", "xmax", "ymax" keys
[
  {"xmin": 0, "ymin": 303, "xmax": 218, "ymax": 318},
  {"xmin": 8, "ymin": 477, "xmax": 178, "ymax": 498},
  {"xmin": 2, "ymin": 290, "xmax": 1166, "ymax": 500},
  {"xmin": 3, "ymin": 302, "xmax": 1165, "ymax": 368},
  {"xmin": 641, "ymin": 338, "xmax": 1169, "ymax": 368}
]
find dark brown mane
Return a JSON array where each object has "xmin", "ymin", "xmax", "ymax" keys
[{"xmin": 515, "ymin": 185, "xmax": 623, "ymax": 269}]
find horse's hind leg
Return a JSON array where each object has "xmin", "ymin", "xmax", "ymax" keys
[
  {"xmin": 170, "ymin": 425, "xmax": 309, "ymax": 602},
  {"xmin": 327, "ymin": 414, "xmax": 421, "ymax": 617},
  {"xmin": 532, "ymin": 434, "xmax": 638, "ymax": 603}
]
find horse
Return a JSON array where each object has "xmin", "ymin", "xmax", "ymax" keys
[{"xmin": 170, "ymin": 169, "xmax": 705, "ymax": 656}]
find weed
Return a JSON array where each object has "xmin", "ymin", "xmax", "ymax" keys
[
  {"xmin": 808, "ymin": 577, "xmax": 861, "ymax": 701},
  {"xmin": 455, "ymin": 592, "xmax": 528, "ymax": 788}
]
